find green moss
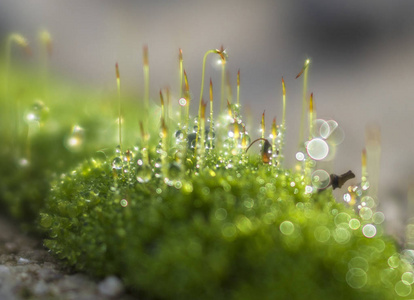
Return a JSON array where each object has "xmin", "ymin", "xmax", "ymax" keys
[{"xmin": 41, "ymin": 149, "xmax": 413, "ymax": 299}]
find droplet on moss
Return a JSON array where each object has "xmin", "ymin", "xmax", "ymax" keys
[
  {"xmin": 346, "ymin": 268, "xmax": 367, "ymax": 289},
  {"xmin": 40, "ymin": 213, "xmax": 52, "ymax": 228}
]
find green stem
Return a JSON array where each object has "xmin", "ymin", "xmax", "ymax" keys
[
  {"xmin": 220, "ymin": 61, "xmax": 226, "ymax": 111},
  {"xmin": 298, "ymin": 61, "xmax": 310, "ymax": 146},
  {"xmin": 195, "ymin": 50, "xmax": 216, "ymax": 151}
]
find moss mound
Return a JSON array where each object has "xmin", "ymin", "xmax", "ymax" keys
[{"xmin": 40, "ymin": 152, "xmax": 414, "ymax": 299}]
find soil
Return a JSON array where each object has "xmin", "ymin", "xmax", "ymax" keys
[{"xmin": 0, "ymin": 216, "xmax": 137, "ymax": 300}]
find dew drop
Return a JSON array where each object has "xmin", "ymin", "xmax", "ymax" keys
[
  {"xmin": 312, "ymin": 169, "xmax": 330, "ymax": 189},
  {"xmin": 280, "ymin": 221, "xmax": 294, "ymax": 235},
  {"xmin": 115, "ymin": 145, "xmax": 121, "ymax": 154},
  {"xmin": 349, "ymin": 218, "xmax": 360, "ymax": 230},
  {"xmin": 296, "ymin": 152, "xmax": 305, "ymax": 161},
  {"xmin": 178, "ymin": 97, "xmax": 187, "ymax": 106},
  {"xmin": 64, "ymin": 125, "xmax": 85, "ymax": 152},
  {"xmin": 402, "ymin": 272, "xmax": 414, "ymax": 285},
  {"xmin": 112, "ymin": 157, "xmax": 123, "ymax": 170},
  {"xmin": 314, "ymin": 226, "xmax": 330, "ymax": 243},
  {"xmin": 215, "ymin": 208, "xmax": 227, "ymax": 221},
  {"xmin": 348, "ymin": 257, "xmax": 369, "ymax": 272},
  {"xmin": 372, "ymin": 212, "xmax": 385, "ymax": 224},
  {"xmin": 362, "ymin": 224, "xmax": 376, "ymax": 238},
  {"xmin": 346, "ymin": 268, "xmax": 367, "ymax": 289},
  {"xmin": 343, "ymin": 193, "xmax": 351, "ymax": 203},
  {"xmin": 136, "ymin": 165, "xmax": 152, "ymax": 183},
  {"xmin": 18, "ymin": 158, "xmax": 30, "ymax": 167},
  {"xmin": 388, "ymin": 254, "xmax": 400, "ymax": 268},
  {"xmin": 25, "ymin": 100, "xmax": 48, "ymax": 123},
  {"xmin": 359, "ymin": 207, "xmax": 373, "ymax": 220},
  {"xmin": 395, "ymin": 280, "xmax": 412, "ymax": 297},
  {"xmin": 306, "ymin": 138, "xmax": 329, "ymax": 160}
]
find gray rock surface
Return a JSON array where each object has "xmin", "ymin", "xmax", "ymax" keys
[{"xmin": 0, "ymin": 216, "xmax": 137, "ymax": 300}]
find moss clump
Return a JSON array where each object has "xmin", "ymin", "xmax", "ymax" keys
[{"xmin": 41, "ymin": 153, "xmax": 412, "ymax": 299}]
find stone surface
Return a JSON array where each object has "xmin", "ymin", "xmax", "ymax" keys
[{"xmin": 0, "ymin": 216, "xmax": 137, "ymax": 300}]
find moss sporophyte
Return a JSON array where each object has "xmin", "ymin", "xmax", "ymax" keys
[{"xmin": 1, "ymin": 34, "xmax": 413, "ymax": 299}]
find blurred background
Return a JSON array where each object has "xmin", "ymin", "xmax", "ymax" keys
[{"xmin": 1, "ymin": 0, "xmax": 414, "ymax": 239}]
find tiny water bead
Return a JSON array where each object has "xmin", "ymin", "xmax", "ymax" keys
[
  {"xmin": 295, "ymin": 152, "xmax": 305, "ymax": 161},
  {"xmin": 311, "ymin": 169, "xmax": 330, "ymax": 189},
  {"xmin": 402, "ymin": 272, "xmax": 414, "ymax": 285},
  {"xmin": 334, "ymin": 212, "xmax": 351, "ymax": 226},
  {"xmin": 395, "ymin": 280, "xmax": 412, "ymax": 297},
  {"xmin": 372, "ymin": 211, "xmax": 385, "ymax": 224},
  {"xmin": 136, "ymin": 165, "xmax": 152, "ymax": 183},
  {"xmin": 346, "ymin": 268, "xmax": 367, "ymax": 289},
  {"xmin": 349, "ymin": 219, "xmax": 361, "ymax": 230},
  {"xmin": 178, "ymin": 97, "xmax": 187, "ymax": 106},
  {"xmin": 362, "ymin": 224, "xmax": 377, "ymax": 238},
  {"xmin": 333, "ymin": 227, "xmax": 351, "ymax": 244},
  {"xmin": 25, "ymin": 100, "xmax": 49, "ymax": 124},
  {"xmin": 120, "ymin": 199, "xmax": 128, "ymax": 207},
  {"xmin": 215, "ymin": 208, "xmax": 227, "ymax": 221},
  {"xmin": 306, "ymin": 138, "xmax": 329, "ymax": 160},
  {"xmin": 359, "ymin": 207, "xmax": 373, "ymax": 220},
  {"xmin": 65, "ymin": 125, "xmax": 85, "ymax": 152},
  {"xmin": 348, "ymin": 257, "xmax": 369, "ymax": 272},
  {"xmin": 279, "ymin": 221, "xmax": 294, "ymax": 235},
  {"xmin": 314, "ymin": 226, "xmax": 330, "ymax": 243},
  {"xmin": 112, "ymin": 157, "xmax": 123, "ymax": 170}
]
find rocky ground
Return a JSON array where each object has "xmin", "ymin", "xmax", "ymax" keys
[{"xmin": 0, "ymin": 216, "xmax": 137, "ymax": 300}]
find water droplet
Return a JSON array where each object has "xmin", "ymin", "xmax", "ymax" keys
[
  {"xmin": 296, "ymin": 152, "xmax": 305, "ymax": 161},
  {"xmin": 306, "ymin": 138, "xmax": 329, "ymax": 160},
  {"xmin": 362, "ymin": 196, "xmax": 375, "ymax": 208},
  {"xmin": 136, "ymin": 165, "xmax": 152, "ymax": 183},
  {"xmin": 327, "ymin": 124, "xmax": 345, "ymax": 145},
  {"xmin": 314, "ymin": 226, "xmax": 330, "ymax": 243},
  {"xmin": 64, "ymin": 125, "xmax": 85, "ymax": 152},
  {"xmin": 25, "ymin": 100, "xmax": 48, "ymax": 123},
  {"xmin": 349, "ymin": 219, "xmax": 360, "ymax": 230},
  {"xmin": 40, "ymin": 214, "xmax": 52, "ymax": 228},
  {"xmin": 120, "ymin": 199, "xmax": 128, "ymax": 207},
  {"xmin": 334, "ymin": 227, "xmax": 350, "ymax": 244},
  {"xmin": 175, "ymin": 130, "xmax": 184, "ymax": 141},
  {"xmin": 348, "ymin": 257, "xmax": 369, "ymax": 272},
  {"xmin": 115, "ymin": 145, "xmax": 121, "ymax": 154},
  {"xmin": 402, "ymin": 272, "xmax": 414, "ymax": 285},
  {"xmin": 280, "ymin": 221, "xmax": 294, "ymax": 235},
  {"xmin": 395, "ymin": 280, "xmax": 412, "ymax": 297},
  {"xmin": 359, "ymin": 207, "xmax": 373, "ymax": 220},
  {"xmin": 334, "ymin": 212, "xmax": 351, "ymax": 226},
  {"xmin": 346, "ymin": 268, "xmax": 367, "ymax": 289},
  {"xmin": 178, "ymin": 98, "xmax": 187, "ymax": 106},
  {"xmin": 372, "ymin": 212, "xmax": 385, "ymax": 224},
  {"xmin": 222, "ymin": 223, "xmax": 237, "ymax": 240},
  {"xmin": 215, "ymin": 208, "xmax": 227, "ymax": 221},
  {"xmin": 343, "ymin": 193, "xmax": 351, "ymax": 203},
  {"xmin": 112, "ymin": 157, "xmax": 123, "ymax": 170},
  {"xmin": 388, "ymin": 254, "xmax": 400, "ymax": 268},
  {"xmin": 18, "ymin": 158, "xmax": 30, "ymax": 167},
  {"xmin": 312, "ymin": 169, "xmax": 330, "ymax": 189},
  {"xmin": 362, "ymin": 181, "xmax": 370, "ymax": 190},
  {"xmin": 362, "ymin": 224, "xmax": 376, "ymax": 238}
]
